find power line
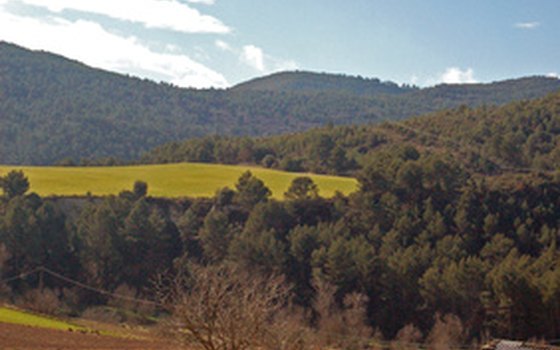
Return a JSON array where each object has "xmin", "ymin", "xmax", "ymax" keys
[
  {"xmin": 0, "ymin": 267, "xmax": 42, "ymax": 285},
  {"xmin": 0, "ymin": 266, "xmax": 162, "ymax": 307}
]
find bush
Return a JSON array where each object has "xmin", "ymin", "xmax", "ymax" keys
[
  {"xmin": 261, "ymin": 154, "xmax": 278, "ymax": 168},
  {"xmin": 279, "ymin": 157, "xmax": 305, "ymax": 172},
  {"xmin": 427, "ymin": 314, "xmax": 465, "ymax": 350},
  {"xmin": 17, "ymin": 288, "xmax": 62, "ymax": 315}
]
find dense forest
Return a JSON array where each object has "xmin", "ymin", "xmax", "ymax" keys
[
  {"xmin": 2, "ymin": 150, "xmax": 560, "ymax": 344},
  {"xmin": 142, "ymin": 90, "xmax": 560, "ymax": 176},
  {"xmin": 1, "ymin": 41, "xmax": 560, "ymax": 165}
]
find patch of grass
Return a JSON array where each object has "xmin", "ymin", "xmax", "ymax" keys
[
  {"xmin": 0, "ymin": 306, "xmax": 86, "ymax": 332},
  {"xmin": 0, "ymin": 163, "xmax": 358, "ymax": 199}
]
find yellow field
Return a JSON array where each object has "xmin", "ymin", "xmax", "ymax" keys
[
  {"xmin": 0, "ymin": 306, "xmax": 86, "ymax": 332},
  {"xmin": 0, "ymin": 163, "xmax": 358, "ymax": 199}
]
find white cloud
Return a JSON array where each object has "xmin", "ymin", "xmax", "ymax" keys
[
  {"xmin": 241, "ymin": 45, "xmax": 265, "ymax": 72},
  {"xmin": 219, "ymin": 41, "xmax": 297, "ymax": 73},
  {"xmin": 0, "ymin": 9, "xmax": 228, "ymax": 88},
  {"xmin": 271, "ymin": 58, "xmax": 298, "ymax": 72},
  {"xmin": 547, "ymin": 72, "xmax": 559, "ymax": 79},
  {"xmin": 215, "ymin": 39, "xmax": 232, "ymax": 52},
  {"xmin": 186, "ymin": 0, "xmax": 216, "ymax": 4},
  {"xmin": 515, "ymin": 21, "xmax": 540, "ymax": 29},
  {"xmin": 19, "ymin": 0, "xmax": 230, "ymax": 33},
  {"xmin": 440, "ymin": 67, "xmax": 477, "ymax": 84}
]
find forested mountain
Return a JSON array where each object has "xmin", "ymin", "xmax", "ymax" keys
[
  {"xmin": 1, "ymin": 41, "xmax": 560, "ymax": 165},
  {"xmin": 143, "ymin": 90, "xmax": 560, "ymax": 177}
]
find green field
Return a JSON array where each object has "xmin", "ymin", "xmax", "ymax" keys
[
  {"xmin": 0, "ymin": 306, "xmax": 86, "ymax": 331},
  {"xmin": 0, "ymin": 163, "xmax": 358, "ymax": 199}
]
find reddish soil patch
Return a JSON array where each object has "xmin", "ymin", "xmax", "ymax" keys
[{"xmin": 0, "ymin": 322, "xmax": 180, "ymax": 349}]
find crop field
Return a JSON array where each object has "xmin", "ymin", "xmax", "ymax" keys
[{"xmin": 0, "ymin": 163, "xmax": 358, "ymax": 199}]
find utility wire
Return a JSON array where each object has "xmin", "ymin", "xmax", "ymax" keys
[
  {"xmin": 0, "ymin": 267, "xmax": 42, "ymax": 285},
  {"xmin": 39, "ymin": 266, "xmax": 163, "ymax": 306},
  {"xmin": 0, "ymin": 266, "xmax": 162, "ymax": 307}
]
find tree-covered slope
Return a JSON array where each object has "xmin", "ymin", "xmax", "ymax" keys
[
  {"xmin": 1, "ymin": 41, "xmax": 560, "ymax": 165},
  {"xmin": 142, "ymin": 91, "xmax": 560, "ymax": 177}
]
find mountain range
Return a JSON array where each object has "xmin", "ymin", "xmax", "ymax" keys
[{"xmin": 1, "ymin": 41, "xmax": 560, "ymax": 165}]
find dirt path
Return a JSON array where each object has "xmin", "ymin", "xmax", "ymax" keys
[{"xmin": 0, "ymin": 322, "xmax": 180, "ymax": 350}]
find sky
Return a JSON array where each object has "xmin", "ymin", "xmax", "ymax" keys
[{"xmin": 0, "ymin": 0, "xmax": 558, "ymax": 89}]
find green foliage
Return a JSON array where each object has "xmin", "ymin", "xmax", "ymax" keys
[
  {"xmin": 234, "ymin": 171, "xmax": 271, "ymax": 209},
  {"xmin": 199, "ymin": 209, "xmax": 235, "ymax": 263},
  {"xmin": 285, "ymin": 177, "xmax": 319, "ymax": 200},
  {"xmin": 0, "ymin": 170, "xmax": 29, "ymax": 199},
  {"xmin": 132, "ymin": 180, "xmax": 148, "ymax": 199}
]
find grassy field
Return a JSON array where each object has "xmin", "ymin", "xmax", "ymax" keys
[
  {"xmin": 0, "ymin": 306, "xmax": 86, "ymax": 332},
  {"xmin": 0, "ymin": 163, "xmax": 358, "ymax": 199}
]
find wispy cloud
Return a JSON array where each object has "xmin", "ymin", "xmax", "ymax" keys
[
  {"xmin": 272, "ymin": 58, "xmax": 298, "ymax": 72},
  {"xmin": 0, "ymin": 8, "xmax": 228, "ymax": 88},
  {"xmin": 241, "ymin": 45, "xmax": 265, "ymax": 72},
  {"xmin": 19, "ymin": 0, "xmax": 230, "ymax": 33},
  {"xmin": 217, "ymin": 41, "xmax": 297, "ymax": 73},
  {"xmin": 515, "ymin": 21, "xmax": 540, "ymax": 29},
  {"xmin": 440, "ymin": 67, "xmax": 477, "ymax": 84},
  {"xmin": 215, "ymin": 39, "xmax": 233, "ymax": 52}
]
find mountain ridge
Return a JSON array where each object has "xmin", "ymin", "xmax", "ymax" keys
[
  {"xmin": 1, "ymin": 41, "xmax": 560, "ymax": 165},
  {"xmin": 231, "ymin": 70, "xmax": 416, "ymax": 96}
]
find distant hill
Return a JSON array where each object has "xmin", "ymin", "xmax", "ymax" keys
[
  {"xmin": 1, "ymin": 41, "xmax": 560, "ymax": 165},
  {"xmin": 232, "ymin": 71, "xmax": 415, "ymax": 96},
  {"xmin": 404, "ymin": 77, "xmax": 560, "ymax": 110}
]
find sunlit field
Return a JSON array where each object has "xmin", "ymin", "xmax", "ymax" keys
[{"xmin": 0, "ymin": 163, "xmax": 358, "ymax": 199}]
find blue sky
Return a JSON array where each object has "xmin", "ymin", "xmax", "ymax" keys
[{"xmin": 0, "ymin": 0, "xmax": 558, "ymax": 88}]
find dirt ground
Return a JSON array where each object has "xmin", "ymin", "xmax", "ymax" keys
[{"xmin": 0, "ymin": 322, "xmax": 181, "ymax": 350}]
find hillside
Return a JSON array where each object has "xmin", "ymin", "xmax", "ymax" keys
[
  {"xmin": 142, "ymin": 90, "xmax": 560, "ymax": 177},
  {"xmin": 1, "ymin": 41, "xmax": 560, "ymax": 165}
]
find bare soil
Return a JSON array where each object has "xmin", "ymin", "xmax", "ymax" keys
[{"xmin": 0, "ymin": 322, "xmax": 180, "ymax": 349}]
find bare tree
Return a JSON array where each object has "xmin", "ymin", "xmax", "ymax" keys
[
  {"xmin": 0, "ymin": 244, "xmax": 12, "ymax": 296},
  {"xmin": 312, "ymin": 278, "xmax": 372, "ymax": 350},
  {"xmin": 427, "ymin": 313, "xmax": 465, "ymax": 350},
  {"xmin": 391, "ymin": 324, "xmax": 423, "ymax": 350},
  {"xmin": 159, "ymin": 264, "xmax": 292, "ymax": 350}
]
